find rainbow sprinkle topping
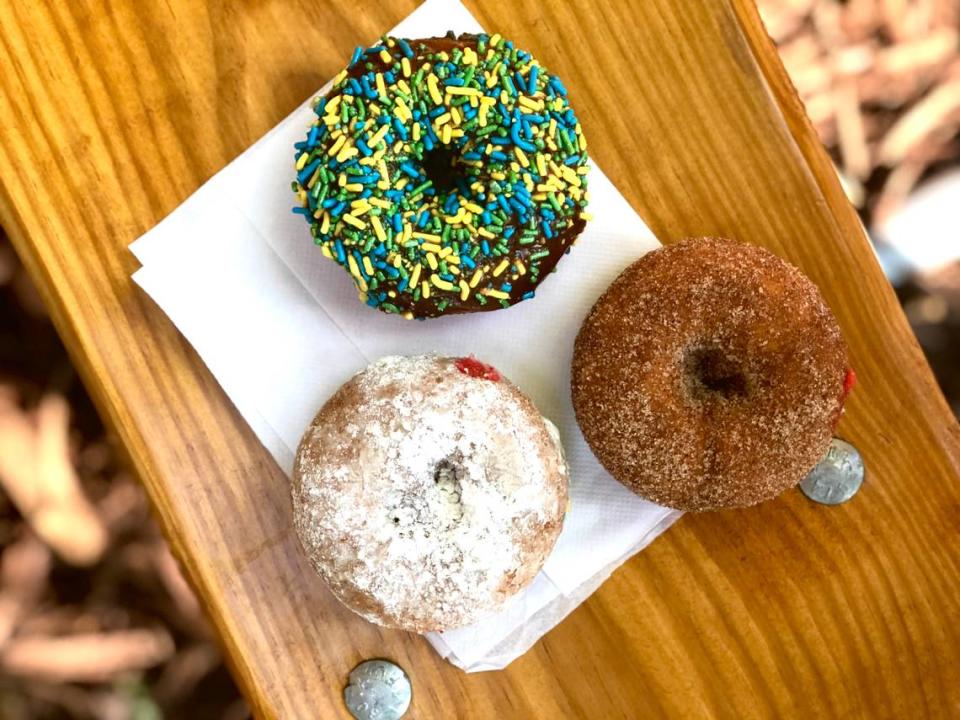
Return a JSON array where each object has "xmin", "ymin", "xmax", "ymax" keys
[{"xmin": 292, "ymin": 33, "xmax": 591, "ymax": 318}]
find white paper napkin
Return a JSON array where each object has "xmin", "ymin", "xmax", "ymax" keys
[{"xmin": 130, "ymin": 0, "xmax": 681, "ymax": 672}]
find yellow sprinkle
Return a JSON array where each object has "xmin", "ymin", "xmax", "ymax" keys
[
  {"xmin": 532, "ymin": 193, "xmax": 547, "ymax": 201},
  {"xmin": 344, "ymin": 183, "xmax": 363, "ymax": 192},
  {"xmin": 478, "ymin": 104, "xmax": 489, "ymax": 127},
  {"xmin": 490, "ymin": 172, "xmax": 506, "ymax": 181},
  {"xmin": 431, "ymin": 274, "xmax": 455, "ymax": 291},
  {"xmin": 337, "ymin": 146, "xmax": 359, "ymax": 163},
  {"xmin": 485, "ymin": 71, "xmax": 498, "ymax": 89},
  {"xmin": 347, "ymin": 256, "xmax": 368, "ymax": 291},
  {"xmin": 446, "ymin": 86, "xmax": 482, "ymax": 97},
  {"xmin": 413, "ymin": 232, "xmax": 442, "ymax": 242},
  {"xmin": 401, "ymin": 57, "xmax": 411, "ymax": 78},
  {"xmin": 320, "ymin": 213, "xmax": 331, "ymax": 234},
  {"xmin": 438, "ymin": 246, "xmax": 453, "ymax": 258},
  {"xmin": 477, "ymin": 227, "xmax": 495, "ymax": 239},
  {"xmin": 338, "ymin": 173, "xmax": 347, "ymax": 187},
  {"xmin": 464, "ymin": 222, "xmax": 479, "ymax": 236},
  {"xmin": 510, "ymin": 161, "xmax": 521, "ymax": 173},
  {"xmin": 493, "ymin": 259, "xmax": 510, "ymax": 277},
  {"xmin": 407, "ymin": 263, "xmax": 421, "ymax": 289},
  {"xmin": 403, "ymin": 223, "xmax": 413, "ymax": 244},
  {"xmin": 320, "ymin": 243, "xmax": 333, "ymax": 259},
  {"xmin": 402, "ymin": 311, "xmax": 414, "ymax": 320},
  {"xmin": 427, "ymin": 74, "xmax": 443, "ymax": 105},
  {"xmin": 396, "ymin": 177, "xmax": 410, "ymax": 190},
  {"xmin": 464, "ymin": 202, "xmax": 484, "ymax": 214},
  {"xmin": 369, "ymin": 197, "xmax": 391, "ymax": 210},
  {"xmin": 458, "ymin": 280, "xmax": 470, "ymax": 300},
  {"xmin": 358, "ymin": 156, "xmax": 376, "ymax": 166},
  {"xmin": 375, "ymin": 72, "xmax": 387, "ymax": 98},
  {"xmin": 536, "ymin": 154, "xmax": 548, "ymax": 177},
  {"xmin": 515, "ymin": 259, "xmax": 526, "ymax": 275},
  {"xmin": 579, "ymin": 130, "xmax": 588, "ymax": 151},
  {"xmin": 490, "ymin": 33, "xmax": 502, "ymax": 47},
  {"xmin": 351, "ymin": 205, "xmax": 370, "ymax": 217},
  {"xmin": 519, "ymin": 96, "xmax": 544, "ymax": 112},
  {"xmin": 392, "ymin": 141, "xmax": 402, "ymax": 153},
  {"xmin": 445, "ymin": 253, "xmax": 460, "ymax": 265},
  {"xmin": 397, "ymin": 79, "xmax": 412, "ymax": 95},
  {"xmin": 420, "ymin": 242, "xmax": 442, "ymax": 253},
  {"xmin": 296, "ymin": 152, "xmax": 310, "ymax": 170},
  {"xmin": 342, "ymin": 214, "xmax": 367, "ymax": 230},
  {"xmin": 377, "ymin": 181, "xmax": 390, "ymax": 191},
  {"xmin": 450, "ymin": 106, "xmax": 462, "ymax": 126},
  {"xmin": 442, "ymin": 124, "xmax": 452, "ymax": 144},
  {"xmin": 412, "ymin": 123, "xmax": 421, "ymax": 141},
  {"xmin": 463, "ymin": 47, "xmax": 477, "ymax": 65},
  {"xmin": 379, "ymin": 49, "xmax": 392, "ymax": 64},
  {"xmin": 426, "ymin": 253, "xmax": 438, "ymax": 271},
  {"xmin": 469, "ymin": 95, "xmax": 478, "ymax": 108},
  {"xmin": 500, "ymin": 89, "xmax": 509, "ymax": 104},
  {"xmin": 482, "ymin": 288, "xmax": 509, "ymax": 300},
  {"xmin": 327, "ymin": 135, "xmax": 346, "ymax": 157},
  {"xmin": 434, "ymin": 113, "xmax": 452, "ymax": 127},
  {"xmin": 332, "ymin": 70, "xmax": 348, "ymax": 86},
  {"xmin": 361, "ymin": 257, "xmax": 375, "ymax": 277},
  {"xmin": 469, "ymin": 269, "xmax": 484, "ymax": 288},
  {"xmin": 395, "ymin": 97, "xmax": 411, "ymax": 122},
  {"xmin": 445, "ymin": 208, "xmax": 466, "ymax": 224},
  {"xmin": 367, "ymin": 125, "xmax": 388, "ymax": 149},
  {"xmin": 514, "ymin": 147, "xmax": 530, "ymax": 168},
  {"xmin": 370, "ymin": 215, "xmax": 386, "ymax": 241},
  {"xmin": 421, "ymin": 280, "xmax": 431, "ymax": 299},
  {"xmin": 377, "ymin": 159, "xmax": 390, "ymax": 186},
  {"xmin": 561, "ymin": 166, "xmax": 582, "ymax": 187},
  {"xmin": 448, "ymin": 264, "xmax": 460, "ymax": 275},
  {"xmin": 580, "ymin": 211, "xmax": 594, "ymax": 221}
]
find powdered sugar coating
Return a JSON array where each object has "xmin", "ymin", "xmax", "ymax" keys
[
  {"xmin": 292, "ymin": 355, "xmax": 568, "ymax": 632},
  {"xmin": 572, "ymin": 237, "xmax": 849, "ymax": 512}
]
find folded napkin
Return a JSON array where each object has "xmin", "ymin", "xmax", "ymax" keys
[{"xmin": 130, "ymin": 0, "xmax": 681, "ymax": 671}]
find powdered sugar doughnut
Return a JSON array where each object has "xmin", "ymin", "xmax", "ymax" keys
[{"xmin": 292, "ymin": 354, "xmax": 568, "ymax": 632}]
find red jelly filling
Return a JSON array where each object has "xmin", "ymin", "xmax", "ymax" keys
[
  {"xmin": 455, "ymin": 356, "xmax": 501, "ymax": 382},
  {"xmin": 841, "ymin": 367, "xmax": 857, "ymax": 405}
]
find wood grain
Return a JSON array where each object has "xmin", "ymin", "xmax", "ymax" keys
[{"xmin": 2, "ymin": 0, "xmax": 959, "ymax": 717}]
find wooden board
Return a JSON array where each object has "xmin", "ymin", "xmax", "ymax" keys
[{"xmin": 2, "ymin": 0, "xmax": 960, "ymax": 716}]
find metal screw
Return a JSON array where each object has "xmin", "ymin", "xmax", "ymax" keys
[
  {"xmin": 799, "ymin": 438, "xmax": 864, "ymax": 505},
  {"xmin": 344, "ymin": 659, "xmax": 411, "ymax": 720}
]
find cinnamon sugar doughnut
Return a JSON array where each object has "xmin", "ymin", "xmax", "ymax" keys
[
  {"xmin": 292, "ymin": 355, "xmax": 568, "ymax": 632},
  {"xmin": 571, "ymin": 237, "xmax": 852, "ymax": 512}
]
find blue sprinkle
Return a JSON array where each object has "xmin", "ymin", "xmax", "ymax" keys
[
  {"xmin": 385, "ymin": 266, "xmax": 400, "ymax": 279},
  {"xmin": 374, "ymin": 243, "xmax": 388, "ymax": 257},
  {"xmin": 400, "ymin": 162, "xmax": 420, "ymax": 179},
  {"xmin": 385, "ymin": 189, "xmax": 403, "ymax": 202},
  {"xmin": 497, "ymin": 196, "xmax": 511, "ymax": 213},
  {"xmin": 314, "ymin": 98, "xmax": 327, "ymax": 116},
  {"xmin": 335, "ymin": 240, "xmax": 346, "ymax": 263},
  {"xmin": 490, "ymin": 135, "xmax": 512, "ymax": 146},
  {"xmin": 384, "ymin": 132, "xmax": 395, "ymax": 145},
  {"xmin": 441, "ymin": 273, "xmax": 455, "ymax": 282},
  {"xmin": 417, "ymin": 211, "xmax": 430, "ymax": 228},
  {"xmin": 292, "ymin": 206, "xmax": 310, "ymax": 216},
  {"xmin": 528, "ymin": 65, "xmax": 539, "ymax": 92},
  {"xmin": 481, "ymin": 211, "xmax": 493, "ymax": 225},
  {"xmin": 511, "ymin": 121, "xmax": 535, "ymax": 151},
  {"xmin": 522, "ymin": 291, "xmax": 535, "ymax": 300},
  {"xmin": 392, "ymin": 118, "xmax": 408, "ymax": 140},
  {"xmin": 428, "ymin": 106, "xmax": 446, "ymax": 118},
  {"xmin": 348, "ymin": 78, "xmax": 362, "ymax": 95},
  {"xmin": 375, "ymin": 260, "xmax": 387, "ymax": 269},
  {"xmin": 490, "ymin": 150, "xmax": 508, "ymax": 162},
  {"xmin": 550, "ymin": 77, "xmax": 568, "ymax": 96},
  {"xmin": 321, "ymin": 198, "xmax": 338, "ymax": 209},
  {"xmin": 398, "ymin": 276, "xmax": 409, "ymax": 292},
  {"xmin": 509, "ymin": 197, "xmax": 527, "ymax": 212},
  {"xmin": 525, "ymin": 113, "xmax": 545, "ymax": 124},
  {"xmin": 541, "ymin": 207, "xmax": 556, "ymax": 219},
  {"xmin": 565, "ymin": 109, "xmax": 577, "ymax": 125},
  {"xmin": 460, "ymin": 255, "xmax": 476, "ymax": 269},
  {"xmin": 503, "ymin": 226, "xmax": 516, "ymax": 239},
  {"xmin": 360, "ymin": 188, "xmax": 373, "ymax": 199},
  {"xmin": 564, "ymin": 154, "xmax": 581, "ymax": 166},
  {"xmin": 361, "ymin": 75, "xmax": 378, "ymax": 99},
  {"xmin": 423, "ymin": 134, "xmax": 434, "ymax": 151},
  {"xmin": 357, "ymin": 139, "xmax": 372, "ymax": 157},
  {"xmin": 397, "ymin": 38, "xmax": 413, "ymax": 58},
  {"xmin": 384, "ymin": 71, "xmax": 396, "ymax": 83},
  {"xmin": 349, "ymin": 46, "xmax": 363, "ymax": 66},
  {"xmin": 543, "ymin": 223, "xmax": 554, "ymax": 239},
  {"xmin": 392, "ymin": 214, "xmax": 403, "ymax": 232},
  {"xmin": 481, "ymin": 240, "xmax": 491, "ymax": 255},
  {"xmin": 294, "ymin": 141, "xmax": 308, "ymax": 150},
  {"xmin": 463, "ymin": 152, "xmax": 482, "ymax": 161},
  {"xmin": 332, "ymin": 201, "xmax": 347, "ymax": 216},
  {"xmin": 445, "ymin": 76, "xmax": 465, "ymax": 86},
  {"xmin": 501, "ymin": 282, "xmax": 512, "ymax": 292},
  {"xmin": 366, "ymin": 295, "xmax": 380, "ymax": 307},
  {"xmin": 297, "ymin": 159, "xmax": 321, "ymax": 184},
  {"xmin": 355, "ymin": 174, "xmax": 378, "ymax": 184},
  {"xmin": 412, "ymin": 109, "xmax": 422, "ymax": 120},
  {"xmin": 307, "ymin": 127, "xmax": 319, "ymax": 145},
  {"xmin": 514, "ymin": 71, "xmax": 526, "ymax": 94}
]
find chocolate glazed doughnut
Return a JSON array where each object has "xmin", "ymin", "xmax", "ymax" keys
[
  {"xmin": 571, "ymin": 237, "xmax": 853, "ymax": 512},
  {"xmin": 292, "ymin": 33, "xmax": 591, "ymax": 318}
]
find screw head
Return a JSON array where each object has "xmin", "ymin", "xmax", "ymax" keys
[
  {"xmin": 343, "ymin": 659, "xmax": 411, "ymax": 720},
  {"xmin": 799, "ymin": 438, "xmax": 864, "ymax": 505}
]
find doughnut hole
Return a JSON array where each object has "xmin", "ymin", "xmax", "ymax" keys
[
  {"xmin": 682, "ymin": 345, "xmax": 750, "ymax": 401},
  {"xmin": 420, "ymin": 143, "xmax": 463, "ymax": 195}
]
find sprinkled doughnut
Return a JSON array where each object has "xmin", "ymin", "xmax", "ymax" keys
[
  {"xmin": 292, "ymin": 33, "xmax": 591, "ymax": 319},
  {"xmin": 571, "ymin": 237, "xmax": 854, "ymax": 512},
  {"xmin": 292, "ymin": 355, "xmax": 568, "ymax": 632}
]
